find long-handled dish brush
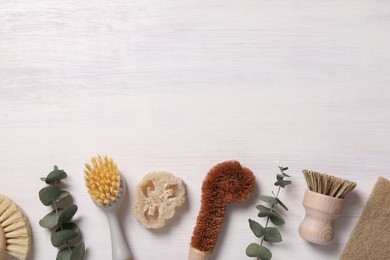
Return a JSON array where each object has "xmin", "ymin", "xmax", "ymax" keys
[
  {"xmin": 0, "ymin": 194, "xmax": 32, "ymax": 260},
  {"xmin": 189, "ymin": 160, "xmax": 256, "ymax": 260},
  {"xmin": 84, "ymin": 155, "xmax": 133, "ymax": 260},
  {"xmin": 299, "ymin": 170, "xmax": 357, "ymax": 245}
]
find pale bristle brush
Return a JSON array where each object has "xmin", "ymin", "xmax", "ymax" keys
[
  {"xmin": 299, "ymin": 170, "xmax": 357, "ymax": 245},
  {"xmin": 189, "ymin": 160, "xmax": 256, "ymax": 260},
  {"xmin": 84, "ymin": 155, "xmax": 133, "ymax": 260},
  {"xmin": 0, "ymin": 194, "xmax": 32, "ymax": 260}
]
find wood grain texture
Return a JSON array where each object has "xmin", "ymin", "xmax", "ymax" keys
[{"xmin": 1, "ymin": 0, "xmax": 390, "ymax": 259}]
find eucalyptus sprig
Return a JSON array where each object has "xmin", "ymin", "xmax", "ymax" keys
[
  {"xmin": 246, "ymin": 166, "xmax": 292, "ymax": 260},
  {"xmin": 39, "ymin": 166, "xmax": 85, "ymax": 260}
]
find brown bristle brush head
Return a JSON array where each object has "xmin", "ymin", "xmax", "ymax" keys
[
  {"xmin": 189, "ymin": 160, "xmax": 255, "ymax": 260},
  {"xmin": 299, "ymin": 170, "xmax": 357, "ymax": 245},
  {"xmin": 302, "ymin": 170, "xmax": 357, "ymax": 198}
]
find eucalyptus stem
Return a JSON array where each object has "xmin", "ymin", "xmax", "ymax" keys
[
  {"xmin": 53, "ymin": 199, "xmax": 72, "ymax": 252},
  {"xmin": 39, "ymin": 165, "xmax": 85, "ymax": 259},
  {"xmin": 259, "ymin": 185, "xmax": 282, "ymax": 247},
  {"xmin": 246, "ymin": 166, "xmax": 292, "ymax": 260}
]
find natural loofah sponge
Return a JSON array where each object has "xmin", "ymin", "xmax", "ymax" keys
[{"xmin": 134, "ymin": 172, "xmax": 186, "ymax": 229}]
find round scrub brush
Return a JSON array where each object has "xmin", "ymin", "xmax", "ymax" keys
[
  {"xmin": 189, "ymin": 160, "xmax": 256, "ymax": 260},
  {"xmin": 0, "ymin": 194, "xmax": 32, "ymax": 260},
  {"xmin": 299, "ymin": 170, "xmax": 357, "ymax": 245},
  {"xmin": 84, "ymin": 155, "xmax": 133, "ymax": 260}
]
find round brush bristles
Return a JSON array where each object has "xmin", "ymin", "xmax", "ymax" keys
[
  {"xmin": 84, "ymin": 155, "xmax": 121, "ymax": 206},
  {"xmin": 303, "ymin": 170, "xmax": 357, "ymax": 199},
  {"xmin": 0, "ymin": 194, "xmax": 32, "ymax": 260},
  {"xmin": 191, "ymin": 160, "xmax": 255, "ymax": 253}
]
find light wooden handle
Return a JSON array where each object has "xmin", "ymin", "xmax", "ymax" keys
[
  {"xmin": 298, "ymin": 190, "xmax": 344, "ymax": 245},
  {"xmin": 188, "ymin": 247, "xmax": 210, "ymax": 260}
]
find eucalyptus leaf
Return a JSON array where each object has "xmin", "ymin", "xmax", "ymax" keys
[
  {"xmin": 256, "ymin": 205, "xmax": 271, "ymax": 213},
  {"xmin": 278, "ymin": 166, "xmax": 288, "ymax": 171},
  {"xmin": 70, "ymin": 242, "xmax": 85, "ymax": 260},
  {"xmin": 276, "ymin": 198, "xmax": 288, "ymax": 211},
  {"xmin": 39, "ymin": 186, "xmax": 61, "ymax": 206},
  {"xmin": 249, "ymin": 219, "xmax": 264, "ymax": 238},
  {"xmin": 269, "ymin": 211, "xmax": 285, "ymax": 226},
  {"xmin": 56, "ymin": 191, "xmax": 70, "ymax": 203},
  {"xmin": 274, "ymin": 180, "xmax": 292, "ymax": 188},
  {"xmin": 259, "ymin": 195, "xmax": 278, "ymax": 205},
  {"xmin": 51, "ymin": 230, "xmax": 77, "ymax": 247},
  {"xmin": 39, "ymin": 208, "xmax": 64, "ymax": 229},
  {"xmin": 61, "ymin": 223, "xmax": 80, "ymax": 235},
  {"xmin": 46, "ymin": 166, "xmax": 67, "ymax": 184},
  {"xmin": 246, "ymin": 243, "xmax": 272, "ymax": 260},
  {"xmin": 258, "ymin": 210, "xmax": 285, "ymax": 226},
  {"xmin": 57, "ymin": 247, "xmax": 72, "ymax": 260},
  {"xmin": 263, "ymin": 227, "xmax": 283, "ymax": 242},
  {"xmin": 276, "ymin": 174, "xmax": 284, "ymax": 182},
  {"xmin": 258, "ymin": 211, "xmax": 270, "ymax": 218},
  {"xmin": 58, "ymin": 205, "xmax": 78, "ymax": 224}
]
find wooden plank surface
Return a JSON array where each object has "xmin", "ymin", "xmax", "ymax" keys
[{"xmin": 1, "ymin": 1, "xmax": 389, "ymax": 259}]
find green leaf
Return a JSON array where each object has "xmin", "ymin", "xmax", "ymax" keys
[
  {"xmin": 279, "ymin": 166, "xmax": 288, "ymax": 171},
  {"xmin": 257, "ymin": 210, "xmax": 285, "ymax": 226},
  {"xmin": 51, "ymin": 230, "xmax": 77, "ymax": 247},
  {"xmin": 259, "ymin": 195, "xmax": 277, "ymax": 205},
  {"xmin": 276, "ymin": 198, "xmax": 288, "ymax": 211},
  {"xmin": 256, "ymin": 205, "xmax": 271, "ymax": 213},
  {"xmin": 274, "ymin": 180, "xmax": 292, "ymax": 188},
  {"xmin": 258, "ymin": 211, "xmax": 269, "ymax": 218},
  {"xmin": 56, "ymin": 191, "xmax": 70, "ymax": 203},
  {"xmin": 57, "ymin": 247, "xmax": 72, "ymax": 260},
  {"xmin": 61, "ymin": 223, "xmax": 80, "ymax": 235},
  {"xmin": 249, "ymin": 219, "xmax": 264, "ymax": 238},
  {"xmin": 246, "ymin": 243, "xmax": 272, "ymax": 260},
  {"xmin": 39, "ymin": 186, "xmax": 61, "ymax": 206},
  {"xmin": 58, "ymin": 205, "xmax": 78, "ymax": 224},
  {"xmin": 70, "ymin": 242, "xmax": 85, "ymax": 260},
  {"xmin": 263, "ymin": 227, "xmax": 283, "ymax": 242},
  {"xmin": 269, "ymin": 211, "xmax": 285, "ymax": 226},
  {"xmin": 46, "ymin": 166, "xmax": 67, "ymax": 184},
  {"xmin": 39, "ymin": 208, "xmax": 65, "ymax": 229}
]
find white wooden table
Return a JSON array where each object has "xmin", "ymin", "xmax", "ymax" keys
[{"xmin": 1, "ymin": 1, "xmax": 389, "ymax": 259}]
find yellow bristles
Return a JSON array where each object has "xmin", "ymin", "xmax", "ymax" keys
[{"xmin": 84, "ymin": 155, "xmax": 121, "ymax": 206}]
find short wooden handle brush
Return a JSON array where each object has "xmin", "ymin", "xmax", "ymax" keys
[
  {"xmin": 189, "ymin": 160, "xmax": 256, "ymax": 260},
  {"xmin": 299, "ymin": 170, "xmax": 357, "ymax": 245},
  {"xmin": 84, "ymin": 155, "xmax": 133, "ymax": 260}
]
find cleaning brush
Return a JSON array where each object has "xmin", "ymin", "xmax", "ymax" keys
[
  {"xmin": 299, "ymin": 170, "xmax": 357, "ymax": 245},
  {"xmin": 84, "ymin": 155, "xmax": 133, "ymax": 260},
  {"xmin": 0, "ymin": 194, "xmax": 32, "ymax": 260},
  {"xmin": 189, "ymin": 160, "xmax": 256, "ymax": 260}
]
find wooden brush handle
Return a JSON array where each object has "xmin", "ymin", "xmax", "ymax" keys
[
  {"xmin": 298, "ymin": 190, "xmax": 344, "ymax": 245},
  {"xmin": 188, "ymin": 247, "xmax": 210, "ymax": 260}
]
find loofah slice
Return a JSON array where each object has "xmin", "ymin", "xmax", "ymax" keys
[
  {"xmin": 134, "ymin": 172, "xmax": 186, "ymax": 229},
  {"xmin": 0, "ymin": 194, "xmax": 32, "ymax": 260}
]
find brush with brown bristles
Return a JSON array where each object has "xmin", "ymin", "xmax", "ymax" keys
[
  {"xmin": 189, "ymin": 160, "xmax": 256, "ymax": 260},
  {"xmin": 299, "ymin": 170, "xmax": 357, "ymax": 245}
]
